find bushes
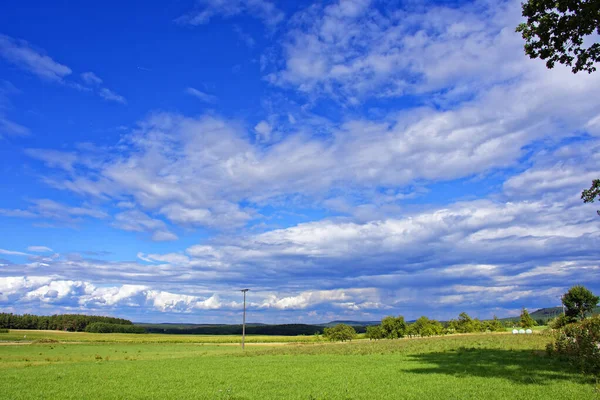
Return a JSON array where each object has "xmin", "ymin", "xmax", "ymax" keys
[
  {"xmin": 546, "ymin": 315, "xmax": 600, "ymax": 375},
  {"xmin": 0, "ymin": 328, "xmax": 8, "ymax": 333},
  {"xmin": 85, "ymin": 322, "xmax": 146, "ymax": 334}
]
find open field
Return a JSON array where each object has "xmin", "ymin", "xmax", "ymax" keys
[
  {"xmin": 0, "ymin": 330, "xmax": 596, "ymax": 399},
  {"xmin": 0, "ymin": 329, "xmax": 324, "ymax": 343}
]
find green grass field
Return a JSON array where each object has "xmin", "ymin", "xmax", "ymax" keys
[
  {"xmin": 0, "ymin": 330, "xmax": 596, "ymax": 399},
  {"xmin": 0, "ymin": 329, "xmax": 324, "ymax": 343}
]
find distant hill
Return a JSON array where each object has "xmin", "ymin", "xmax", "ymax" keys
[
  {"xmin": 316, "ymin": 320, "xmax": 381, "ymax": 327},
  {"xmin": 136, "ymin": 321, "xmax": 378, "ymax": 335},
  {"xmin": 499, "ymin": 306, "xmax": 600, "ymax": 323}
]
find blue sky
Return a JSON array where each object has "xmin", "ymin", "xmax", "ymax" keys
[{"xmin": 0, "ymin": 0, "xmax": 599, "ymax": 324}]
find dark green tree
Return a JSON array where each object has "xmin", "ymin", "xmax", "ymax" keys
[
  {"xmin": 485, "ymin": 315, "xmax": 505, "ymax": 332},
  {"xmin": 520, "ymin": 308, "xmax": 537, "ymax": 328},
  {"xmin": 562, "ymin": 285, "xmax": 600, "ymax": 321},
  {"xmin": 582, "ymin": 179, "xmax": 600, "ymax": 216},
  {"xmin": 410, "ymin": 316, "xmax": 444, "ymax": 337},
  {"xmin": 380, "ymin": 316, "xmax": 407, "ymax": 339},
  {"xmin": 365, "ymin": 325, "xmax": 384, "ymax": 340},
  {"xmin": 516, "ymin": 0, "xmax": 600, "ymax": 74},
  {"xmin": 323, "ymin": 324, "xmax": 357, "ymax": 342}
]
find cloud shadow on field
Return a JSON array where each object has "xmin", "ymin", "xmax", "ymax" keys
[{"xmin": 407, "ymin": 347, "xmax": 592, "ymax": 385}]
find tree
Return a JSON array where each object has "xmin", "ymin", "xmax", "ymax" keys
[
  {"xmin": 365, "ymin": 325, "xmax": 384, "ymax": 340},
  {"xmin": 452, "ymin": 312, "xmax": 477, "ymax": 333},
  {"xmin": 562, "ymin": 285, "xmax": 600, "ymax": 321},
  {"xmin": 582, "ymin": 179, "xmax": 600, "ymax": 216},
  {"xmin": 380, "ymin": 316, "xmax": 407, "ymax": 339},
  {"xmin": 485, "ymin": 315, "xmax": 505, "ymax": 332},
  {"xmin": 516, "ymin": 0, "xmax": 600, "ymax": 74},
  {"xmin": 520, "ymin": 308, "xmax": 537, "ymax": 328},
  {"xmin": 411, "ymin": 316, "xmax": 444, "ymax": 337},
  {"xmin": 323, "ymin": 324, "xmax": 357, "ymax": 342}
]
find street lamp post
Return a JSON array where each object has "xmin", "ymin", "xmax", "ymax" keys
[{"xmin": 241, "ymin": 289, "xmax": 249, "ymax": 350}]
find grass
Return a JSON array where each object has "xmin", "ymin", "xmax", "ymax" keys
[
  {"xmin": 0, "ymin": 331, "xmax": 596, "ymax": 399},
  {"xmin": 0, "ymin": 329, "xmax": 323, "ymax": 343}
]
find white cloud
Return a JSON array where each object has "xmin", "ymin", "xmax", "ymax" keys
[
  {"xmin": 261, "ymin": 288, "xmax": 379, "ymax": 310},
  {"xmin": 0, "ymin": 116, "xmax": 29, "ymax": 137},
  {"xmin": 113, "ymin": 210, "xmax": 178, "ymax": 242},
  {"xmin": 27, "ymin": 246, "xmax": 53, "ymax": 253},
  {"xmin": 0, "ymin": 249, "xmax": 30, "ymax": 256},
  {"xmin": 99, "ymin": 88, "xmax": 127, "ymax": 104},
  {"xmin": 80, "ymin": 71, "xmax": 103, "ymax": 85},
  {"xmin": 185, "ymin": 87, "xmax": 217, "ymax": 103},
  {"xmin": 25, "ymin": 148, "xmax": 78, "ymax": 171},
  {"xmin": 0, "ymin": 34, "xmax": 72, "ymax": 81},
  {"xmin": 0, "ymin": 199, "xmax": 107, "ymax": 222},
  {"xmin": 32, "ymin": 77, "xmax": 600, "ymax": 229},
  {"xmin": 254, "ymin": 120, "xmax": 272, "ymax": 142},
  {"xmin": 177, "ymin": 0, "xmax": 284, "ymax": 27},
  {"xmin": 269, "ymin": 0, "xmax": 529, "ymax": 101},
  {"xmin": 0, "ymin": 36, "xmax": 125, "ymax": 105},
  {"xmin": 0, "ymin": 276, "xmax": 53, "ymax": 302}
]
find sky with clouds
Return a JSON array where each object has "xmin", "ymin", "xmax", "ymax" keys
[{"xmin": 0, "ymin": 0, "xmax": 598, "ymax": 324}]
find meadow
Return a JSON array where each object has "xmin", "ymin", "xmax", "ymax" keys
[{"xmin": 0, "ymin": 330, "xmax": 596, "ymax": 399}]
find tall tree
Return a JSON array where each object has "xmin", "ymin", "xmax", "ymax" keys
[
  {"xmin": 562, "ymin": 285, "xmax": 600, "ymax": 321},
  {"xmin": 516, "ymin": 0, "xmax": 600, "ymax": 74},
  {"xmin": 520, "ymin": 308, "xmax": 537, "ymax": 328}
]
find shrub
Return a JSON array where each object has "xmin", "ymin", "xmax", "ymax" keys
[
  {"xmin": 548, "ymin": 314, "xmax": 570, "ymax": 330},
  {"xmin": 85, "ymin": 322, "xmax": 146, "ymax": 334},
  {"xmin": 546, "ymin": 315, "xmax": 600, "ymax": 375},
  {"xmin": 0, "ymin": 328, "xmax": 8, "ymax": 333}
]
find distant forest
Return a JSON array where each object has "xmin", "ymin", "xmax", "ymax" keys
[{"xmin": 0, "ymin": 313, "xmax": 133, "ymax": 332}]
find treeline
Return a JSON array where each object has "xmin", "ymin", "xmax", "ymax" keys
[
  {"xmin": 85, "ymin": 322, "xmax": 145, "ymax": 334},
  {"xmin": 365, "ymin": 313, "xmax": 506, "ymax": 340},
  {"xmin": 0, "ymin": 313, "xmax": 133, "ymax": 332},
  {"xmin": 143, "ymin": 323, "xmax": 328, "ymax": 336}
]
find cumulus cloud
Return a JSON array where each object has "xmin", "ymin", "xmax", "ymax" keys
[
  {"xmin": 268, "ymin": 0, "xmax": 527, "ymax": 102},
  {"xmin": 0, "ymin": 276, "xmax": 227, "ymax": 314},
  {"xmin": 33, "ymin": 65, "xmax": 600, "ymax": 228}
]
